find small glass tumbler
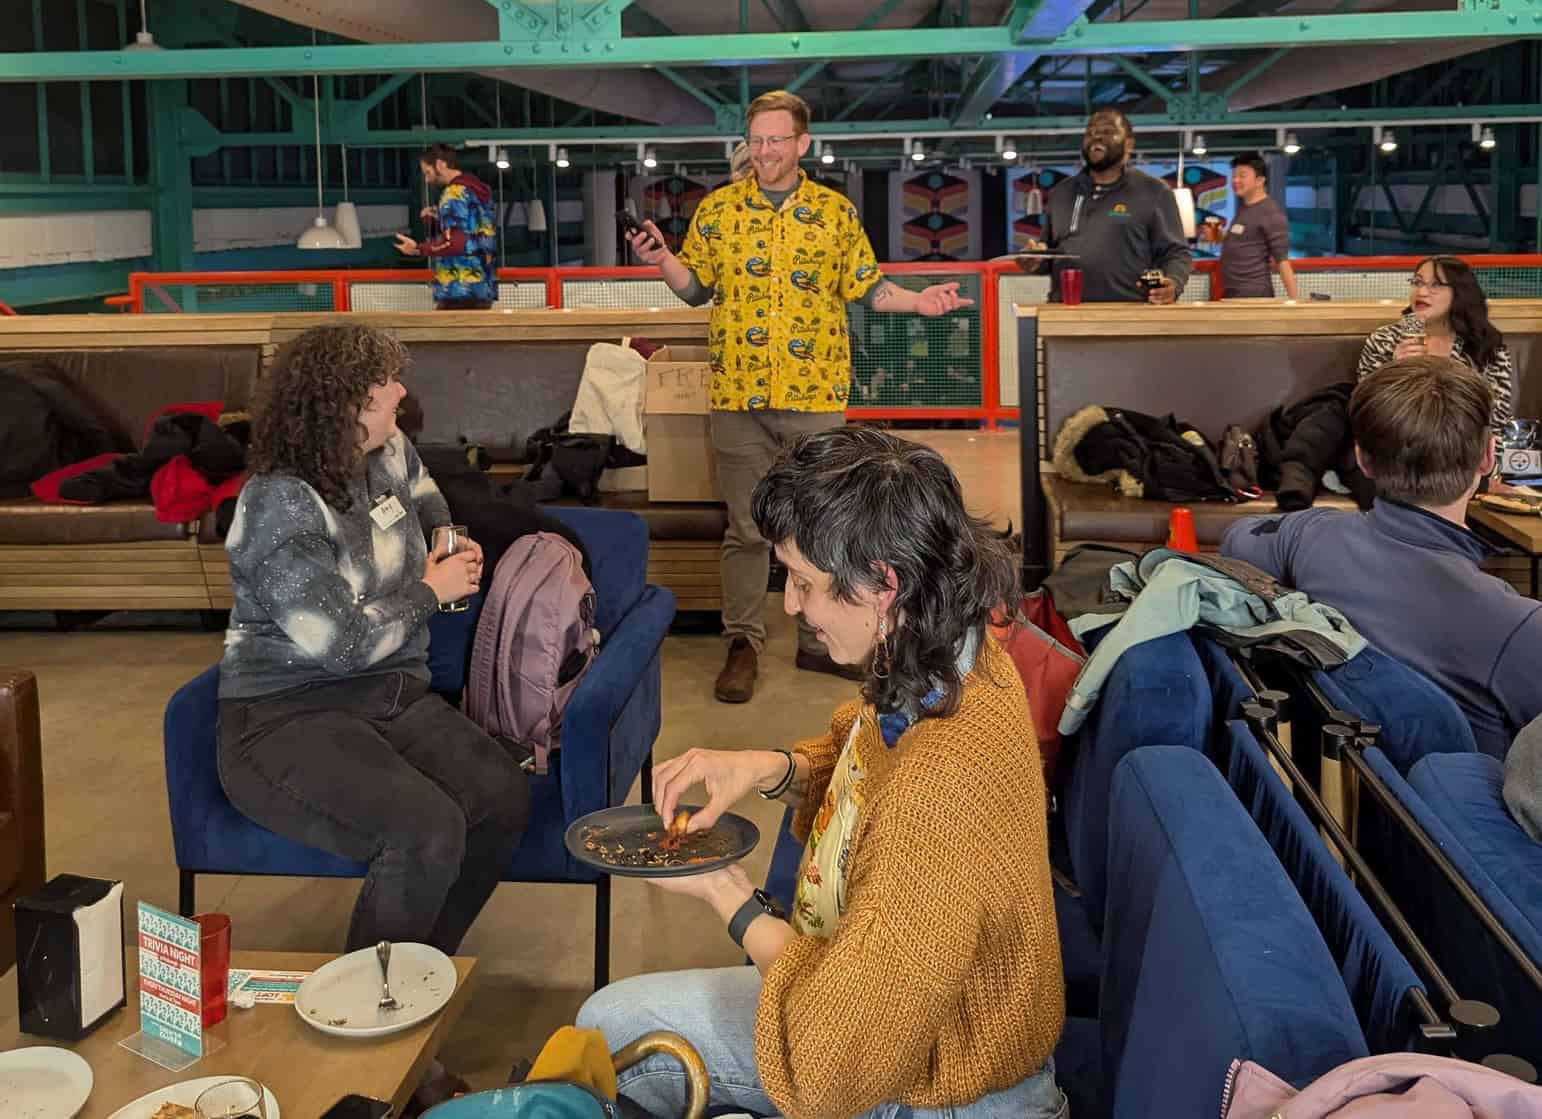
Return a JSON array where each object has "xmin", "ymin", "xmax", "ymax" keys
[
  {"xmin": 195, "ymin": 1077, "xmax": 268, "ymax": 1118},
  {"xmin": 433, "ymin": 523, "xmax": 472, "ymax": 614}
]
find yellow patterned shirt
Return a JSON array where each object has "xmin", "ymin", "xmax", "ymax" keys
[{"xmin": 676, "ymin": 171, "xmax": 882, "ymax": 413}]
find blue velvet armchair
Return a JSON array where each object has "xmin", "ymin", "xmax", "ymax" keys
[{"xmin": 163, "ymin": 506, "xmax": 674, "ymax": 988}]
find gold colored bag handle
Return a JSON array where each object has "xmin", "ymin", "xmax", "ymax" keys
[{"xmin": 612, "ymin": 1030, "xmax": 710, "ymax": 1119}]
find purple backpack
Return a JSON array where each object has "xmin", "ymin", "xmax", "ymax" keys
[{"xmin": 464, "ymin": 532, "xmax": 600, "ymax": 775}]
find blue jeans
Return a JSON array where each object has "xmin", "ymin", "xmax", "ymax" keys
[{"xmin": 576, "ymin": 966, "xmax": 1067, "ymax": 1119}]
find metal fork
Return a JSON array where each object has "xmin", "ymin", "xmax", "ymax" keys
[{"xmin": 376, "ymin": 940, "xmax": 400, "ymax": 1011}]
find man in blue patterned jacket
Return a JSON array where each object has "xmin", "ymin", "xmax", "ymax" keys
[{"xmin": 395, "ymin": 144, "xmax": 500, "ymax": 310}]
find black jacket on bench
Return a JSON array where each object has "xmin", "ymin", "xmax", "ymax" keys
[{"xmin": 0, "ymin": 361, "xmax": 122, "ymax": 498}]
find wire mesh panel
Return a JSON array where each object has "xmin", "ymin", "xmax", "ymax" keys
[
  {"xmin": 1277, "ymin": 271, "xmax": 1410, "ymax": 302},
  {"xmin": 1270, "ymin": 267, "xmax": 1542, "ymax": 302},
  {"xmin": 1466, "ymin": 267, "xmax": 1542, "ymax": 299},
  {"xmin": 139, "ymin": 282, "xmax": 337, "ymax": 314},
  {"xmin": 1180, "ymin": 271, "xmax": 1211, "ymax": 302},
  {"xmin": 998, "ymin": 273, "xmax": 1050, "ymax": 409},
  {"xmin": 560, "ymin": 278, "xmax": 687, "ymax": 310},
  {"xmin": 348, "ymin": 282, "xmax": 548, "ymax": 311},
  {"xmin": 848, "ymin": 271, "xmax": 983, "ymax": 410},
  {"xmin": 348, "ymin": 283, "xmax": 436, "ymax": 311}
]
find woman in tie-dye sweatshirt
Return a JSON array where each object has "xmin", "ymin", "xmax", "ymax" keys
[{"xmin": 217, "ymin": 323, "xmax": 528, "ymax": 953}]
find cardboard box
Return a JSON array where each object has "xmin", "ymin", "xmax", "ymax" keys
[{"xmin": 645, "ymin": 345, "xmax": 721, "ymax": 503}]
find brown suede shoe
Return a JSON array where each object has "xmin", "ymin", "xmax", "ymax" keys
[
  {"xmin": 714, "ymin": 637, "xmax": 758, "ymax": 703},
  {"xmin": 795, "ymin": 648, "xmax": 865, "ymax": 682}
]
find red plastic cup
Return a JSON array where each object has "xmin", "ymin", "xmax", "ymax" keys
[
  {"xmin": 196, "ymin": 913, "xmax": 232, "ymax": 1028},
  {"xmin": 1060, "ymin": 268, "xmax": 1084, "ymax": 306},
  {"xmin": 1167, "ymin": 507, "xmax": 1199, "ymax": 554}
]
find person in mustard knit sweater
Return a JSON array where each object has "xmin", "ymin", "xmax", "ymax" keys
[{"xmin": 576, "ymin": 427, "xmax": 1066, "ymax": 1119}]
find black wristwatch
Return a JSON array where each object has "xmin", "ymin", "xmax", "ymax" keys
[{"xmin": 728, "ymin": 888, "xmax": 787, "ymax": 948}]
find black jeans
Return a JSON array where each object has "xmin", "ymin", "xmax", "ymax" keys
[
  {"xmin": 434, "ymin": 297, "xmax": 494, "ymax": 310},
  {"xmin": 217, "ymin": 672, "xmax": 529, "ymax": 954}
]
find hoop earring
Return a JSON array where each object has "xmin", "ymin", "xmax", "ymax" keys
[{"xmin": 872, "ymin": 613, "xmax": 892, "ymax": 680}]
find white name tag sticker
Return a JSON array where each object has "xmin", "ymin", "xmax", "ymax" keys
[
  {"xmin": 369, "ymin": 494, "xmax": 407, "ymax": 530},
  {"xmin": 1230, "ymin": 223, "xmax": 1246, "ymax": 235}
]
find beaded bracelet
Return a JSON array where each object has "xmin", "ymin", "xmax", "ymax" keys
[{"xmin": 757, "ymin": 749, "xmax": 796, "ymax": 800}]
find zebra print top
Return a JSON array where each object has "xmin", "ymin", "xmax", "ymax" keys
[{"xmin": 1355, "ymin": 313, "xmax": 1514, "ymax": 435}]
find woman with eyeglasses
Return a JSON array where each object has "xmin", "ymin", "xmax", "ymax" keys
[{"xmin": 1355, "ymin": 256, "xmax": 1514, "ymax": 435}]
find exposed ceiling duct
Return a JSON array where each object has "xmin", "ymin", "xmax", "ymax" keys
[
  {"xmin": 1222, "ymin": 40, "xmax": 1504, "ymax": 112},
  {"xmin": 1124, "ymin": 0, "xmax": 1507, "ymax": 115}
]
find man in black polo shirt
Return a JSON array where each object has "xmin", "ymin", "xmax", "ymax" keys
[
  {"xmin": 1220, "ymin": 152, "xmax": 1298, "ymax": 300},
  {"xmin": 1027, "ymin": 108, "xmax": 1193, "ymax": 304},
  {"xmin": 1223, "ymin": 356, "xmax": 1542, "ymax": 757}
]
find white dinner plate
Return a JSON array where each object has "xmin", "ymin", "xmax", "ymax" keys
[
  {"xmin": 295, "ymin": 942, "xmax": 455, "ymax": 1040},
  {"xmin": 106, "ymin": 1076, "xmax": 280, "ymax": 1119},
  {"xmin": 0, "ymin": 1046, "xmax": 93, "ymax": 1119}
]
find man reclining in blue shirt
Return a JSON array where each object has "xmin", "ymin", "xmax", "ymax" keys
[{"xmin": 1223, "ymin": 354, "xmax": 1542, "ymax": 758}]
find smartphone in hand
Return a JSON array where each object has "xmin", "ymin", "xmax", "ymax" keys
[{"xmin": 620, "ymin": 203, "xmax": 658, "ymax": 250}]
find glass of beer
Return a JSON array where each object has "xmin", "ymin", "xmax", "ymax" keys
[{"xmin": 432, "ymin": 524, "xmax": 472, "ymax": 614}]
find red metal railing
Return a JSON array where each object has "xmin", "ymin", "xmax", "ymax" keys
[{"xmin": 107, "ymin": 254, "xmax": 1542, "ymax": 427}]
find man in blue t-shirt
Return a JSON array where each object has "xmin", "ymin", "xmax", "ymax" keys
[{"xmin": 1223, "ymin": 355, "xmax": 1542, "ymax": 756}]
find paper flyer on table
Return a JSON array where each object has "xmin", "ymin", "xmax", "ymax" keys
[
  {"xmin": 228, "ymin": 968, "xmax": 312, "ymax": 1004},
  {"xmin": 137, "ymin": 901, "xmax": 203, "ymax": 1058}
]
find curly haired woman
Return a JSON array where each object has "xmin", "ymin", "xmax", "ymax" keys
[
  {"xmin": 578, "ymin": 427, "xmax": 1065, "ymax": 1119},
  {"xmin": 217, "ymin": 322, "xmax": 528, "ymax": 954}
]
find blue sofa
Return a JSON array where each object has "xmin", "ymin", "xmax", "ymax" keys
[
  {"xmin": 1376, "ymin": 749, "xmax": 1542, "ymax": 1065},
  {"xmin": 1055, "ymin": 629, "xmax": 1212, "ymax": 1016},
  {"xmin": 1218, "ymin": 720, "xmax": 1430, "ymax": 1054},
  {"xmin": 1055, "ymin": 746, "xmax": 1368, "ymax": 1118},
  {"xmin": 163, "ymin": 506, "xmax": 674, "ymax": 988}
]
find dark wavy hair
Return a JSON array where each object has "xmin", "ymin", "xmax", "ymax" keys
[
  {"xmin": 751, "ymin": 427, "xmax": 1017, "ymax": 719},
  {"xmin": 1419, "ymin": 256, "xmax": 1503, "ymax": 369},
  {"xmin": 249, "ymin": 323, "xmax": 409, "ymax": 512}
]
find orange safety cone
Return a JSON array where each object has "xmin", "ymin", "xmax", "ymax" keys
[{"xmin": 1167, "ymin": 507, "xmax": 1199, "ymax": 554}]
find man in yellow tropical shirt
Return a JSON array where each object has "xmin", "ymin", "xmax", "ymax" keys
[{"xmin": 629, "ymin": 90, "xmax": 972, "ymax": 703}]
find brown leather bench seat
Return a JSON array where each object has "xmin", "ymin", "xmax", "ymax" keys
[
  {"xmin": 1043, "ymin": 474, "xmax": 1359, "ymax": 557},
  {"xmin": 0, "ymin": 498, "xmax": 208, "ymax": 613},
  {"xmin": 0, "ymin": 498, "xmax": 192, "ymax": 546}
]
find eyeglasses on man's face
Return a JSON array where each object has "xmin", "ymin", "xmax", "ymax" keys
[
  {"xmin": 1408, "ymin": 276, "xmax": 1450, "ymax": 291},
  {"xmin": 746, "ymin": 134, "xmax": 800, "ymax": 150}
]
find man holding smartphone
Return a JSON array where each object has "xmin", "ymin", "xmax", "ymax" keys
[
  {"xmin": 627, "ymin": 89, "xmax": 971, "ymax": 703},
  {"xmin": 394, "ymin": 144, "xmax": 499, "ymax": 311}
]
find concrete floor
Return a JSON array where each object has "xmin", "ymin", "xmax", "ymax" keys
[
  {"xmin": 0, "ymin": 428, "xmax": 1022, "ymax": 1091},
  {"xmin": 0, "ymin": 603, "xmax": 854, "ymax": 1090}
]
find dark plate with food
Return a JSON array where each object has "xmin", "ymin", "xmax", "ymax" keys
[{"xmin": 564, "ymin": 804, "xmax": 760, "ymax": 878}]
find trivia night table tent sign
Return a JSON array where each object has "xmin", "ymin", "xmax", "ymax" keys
[{"xmin": 138, "ymin": 901, "xmax": 206, "ymax": 1057}]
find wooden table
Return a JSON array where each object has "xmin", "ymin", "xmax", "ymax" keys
[
  {"xmin": 0, "ymin": 950, "xmax": 477, "ymax": 1118},
  {"xmin": 1468, "ymin": 502, "xmax": 1542, "ymax": 597}
]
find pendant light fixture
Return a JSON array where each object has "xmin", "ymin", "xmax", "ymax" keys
[
  {"xmin": 297, "ymin": 68, "xmax": 346, "ymax": 250},
  {"xmin": 334, "ymin": 144, "xmax": 362, "ymax": 249},
  {"xmin": 124, "ymin": 0, "xmax": 161, "ymax": 49}
]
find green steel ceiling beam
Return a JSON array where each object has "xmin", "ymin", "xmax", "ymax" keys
[
  {"xmin": 1223, "ymin": 46, "xmax": 1289, "ymax": 99},
  {"xmin": 1110, "ymin": 55, "xmax": 1175, "ymax": 103},
  {"xmin": 0, "ymin": 10, "xmax": 1534, "ymax": 82},
  {"xmin": 1032, "ymin": 7, "xmax": 1539, "ymax": 53},
  {"xmin": 785, "ymin": 0, "xmax": 911, "ymax": 95},
  {"xmin": 656, "ymin": 65, "xmax": 726, "ymax": 110}
]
